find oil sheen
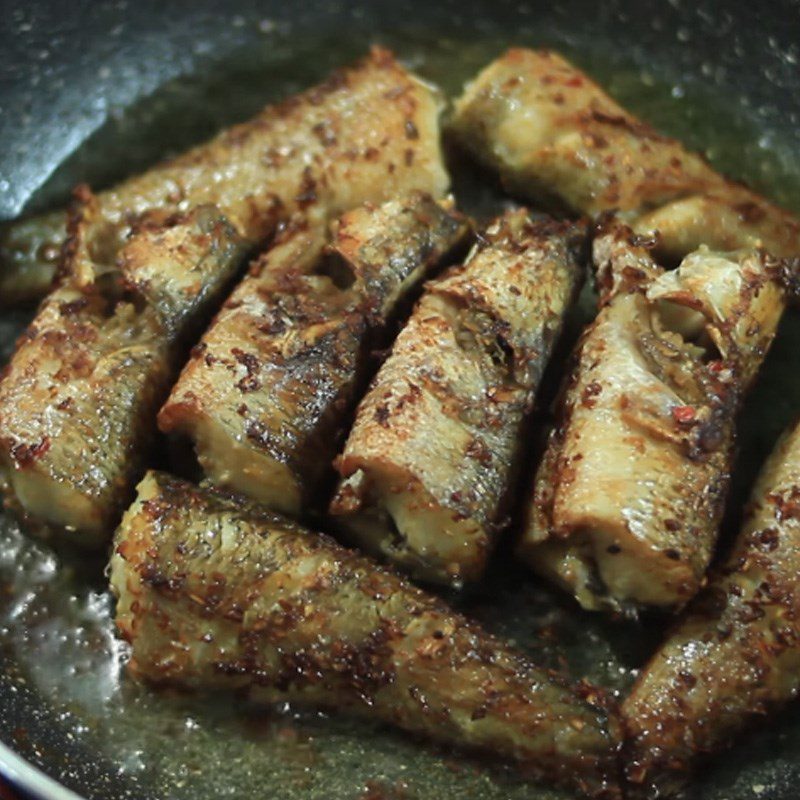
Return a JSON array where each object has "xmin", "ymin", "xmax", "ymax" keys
[{"xmin": 2, "ymin": 27, "xmax": 800, "ymax": 800}]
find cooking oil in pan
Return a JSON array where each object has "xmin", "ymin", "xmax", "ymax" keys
[{"xmin": 2, "ymin": 26, "xmax": 800, "ymax": 800}]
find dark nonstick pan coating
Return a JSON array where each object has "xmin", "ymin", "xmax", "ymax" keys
[{"xmin": 1, "ymin": 2, "xmax": 800, "ymax": 799}]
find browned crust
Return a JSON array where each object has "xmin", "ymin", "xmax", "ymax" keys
[
  {"xmin": 621, "ymin": 422, "xmax": 800, "ymax": 796},
  {"xmin": 158, "ymin": 194, "xmax": 467, "ymax": 512},
  {"xmin": 0, "ymin": 46, "xmax": 450, "ymax": 306},
  {"xmin": 520, "ymin": 221, "xmax": 788, "ymax": 612},
  {"xmin": 330, "ymin": 211, "xmax": 585, "ymax": 584},
  {"xmin": 111, "ymin": 470, "xmax": 624, "ymax": 798},
  {"xmin": 451, "ymin": 48, "xmax": 800, "ymax": 260}
]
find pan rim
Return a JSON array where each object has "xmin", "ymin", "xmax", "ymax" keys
[{"xmin": 0, "ymin": 740, "xmax": 85, "ymax": 800}]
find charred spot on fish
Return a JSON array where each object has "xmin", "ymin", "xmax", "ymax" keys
[
  {"xmin": 232, "ymin": 348, "xmax": 262, "ymax": 393},
  {"xmin": 311, "ymin": 121, "xmax": 338, "ymax": 147},
  {"xmin": 696, "ymin": 422, "xmax": 725, "ymax": 453},
  {"xmin": 756, "ymin": 527, "xmax": 780, "ymax": 551},
  {"xmin": 374, "ymin": 404, "xmax": 391, "ymax": 428},
  {"xmin": 734, "ymin": 201, "xmax": 767, "ymax": 224},
  {"xmin": 465, "ymin": 437, "xmax": 493, "ymax": 466},
  {"xmin": 693, "ymin": 585, "xmax": 729, "ymax": 618},
  {"xmin": 10, "ymin": 437, "xmax": 51, "ymax": 467},
  {"xmin": 581, "ymin": 380, "xmax": 603, "ymax": 408},
  {"xmin": 295, "ymin": 169, "xmax": 318, "ymax": 210},
  {"xmin": 58, "ymin": 297, "xmax": 90, "ymax": 316},
  {"xmin": 677, "ymin": 670, "xmax": 697, "ymax": 688}
]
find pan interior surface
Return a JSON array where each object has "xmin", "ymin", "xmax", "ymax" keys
[{"xmin": 2, "ymin": 3, "xmax": 800, "ymax": 799}]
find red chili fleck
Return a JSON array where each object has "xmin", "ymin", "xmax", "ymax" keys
[{"xmin": 672, "ymin": 405, "xmax": 696, "ymax": 424}]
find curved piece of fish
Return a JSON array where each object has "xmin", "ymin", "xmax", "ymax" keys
[
  {"xmin": 450, "ymin": 48, "xmax": 800, "ymax": 261},
  {"xmin": 622, "ymin": 421, "xmax": 800, "ymax": 796},
  {"xmin": 518, "ymin": 222, "xmax": 787, "ymax": 613},
  {"xmin": 110, "ymin": 470, "xmax": 623, "ymax": 799},
  {"xmin": 1, "ymin": 47, "xmax": 449, "ymax": 305},
  {"xmin": 0, "ymin": 193, "xmax": 247, "ymax": 543},
  {"xmin": 158, "ymin": 193, "xmax": 467, "ymax": 515},
  {"xmin": 330, "ymin": 211, "xmax": 585, "ymax": 587}
]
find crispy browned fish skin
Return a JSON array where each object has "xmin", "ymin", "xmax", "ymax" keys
[
  {"xmin": 109, "ymin": 470, "xmax": 623, "ymax": 798},
  {"xmin": 0, "ymin": 46, "xmax": 449, "ymax": 305},
  {"xmin": 0, "ymin": 193, "xmax": 247, "ymax": 544},
  {"xmin": 158, "ymin": 193, "xmax": 467, "ymax": 515},
  {"xmin": 450, "ymin": 48, "xmax": 800, "ymax": 261},
  {"xmin": 330, "ymin": 211, "xmax": 585, "ymax": 586},
  {"xmin": 622, "ymin": 422, "xmax": 800, "ymax": 797},
  {"xmin": 518, "ymin": 223, "xmax": 787, "ymax": 613}
]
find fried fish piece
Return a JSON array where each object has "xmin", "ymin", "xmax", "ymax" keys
[
  {"xmin": 622, "ymin": 421, "xmax": 800, "ymax": 796},
  {"xmin": 450, "ymin": 48, "xmax": 800, "ymax": 261},
  {"xmin": 158, "ymin": 193, "xmax": 467, "ymax": 515},
  {"xmin": 518, "ymin": 223, "xmax": 787, "ymax": 613},
  {"xmin": 0, "ymin": 193, "xmax": 247, "ymax": 544},
  {"xmin": 110, "ymin": 470, "xmax": 623, "ymax": 799},
  {"xmin": 0, "ymin": 211, "xmax": 64, "ymax": 304},
  {"xmin": 0, "ymin": 46, "xmax": 449, "ymax": 305},
  {"xmin": 330, "ymin": 211, "xmax": 585, "ymax": 587}
]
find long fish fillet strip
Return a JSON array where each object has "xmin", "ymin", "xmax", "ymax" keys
[
  {"xmin": 451, "ymin": 48, "xmax": 800, "ymax": 261},
  {"xmin": 330, "ymin": 210, "xmax": 584, "ymax": 586},
  {"xmin": 159, "ymin": 193, "xmax": 466, "ymax": 514},
  {"xmin": 0, "ymin": 47, "xmax": 449, "ymax": 304},
  {"xmin": 518, "ymin": 222, "xmax": 788, "ymax": 613},
  {"xmin": 110, "ymin": 470, "xmax": 623, "ymax": 799},
  {"xmin": 622, "ymin": 420, "xmax": 800, "ymax": 796}
]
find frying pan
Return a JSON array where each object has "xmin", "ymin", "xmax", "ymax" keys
[{"xmin": 2, "ymin": 1, "xmax": 800, "ymax": 798}]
